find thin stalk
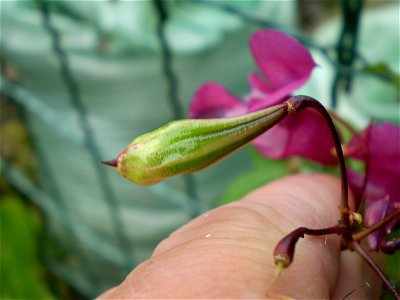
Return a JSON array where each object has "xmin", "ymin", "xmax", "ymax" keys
[
  {"xmin": 289, "ymin": 96, "xmax": 350, "ymax": 230},
  {"xmin": 352, "ymin": 241, "xmax": 400, "ymax": 299},
  {"xmin": 329, "ymin": 117, "xmax": 371, "ymax": 212},
  {"xmin": 352, "ymin": 209, "xmax": 400, "ymax": 241}
]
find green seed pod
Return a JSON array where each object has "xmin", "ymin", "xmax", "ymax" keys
[{"xmin": 102, "ymin": 104, "xmax": 287, "ymax": 185}]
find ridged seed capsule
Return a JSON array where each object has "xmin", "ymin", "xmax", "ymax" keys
[{"xmin": 102, "ymin": 103, "xmax": 288, "ymax": 185}]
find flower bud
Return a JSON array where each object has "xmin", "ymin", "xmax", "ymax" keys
[
  {"xmin": 102, "ymin": 104, "xmax": 287, "ymax": 185},
  {"xmin": 273, "ymin": 227, "xmax": 305, "ymax": 269},
  {"xmin": 273, "ymin": 225, "xmax": 342, "ymax": 269}
]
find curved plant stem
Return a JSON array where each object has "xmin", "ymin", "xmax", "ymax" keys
[
  {"xmin": 289, "ymin": 96, "xmax": 350, "ymax": 231},
  {"xmin": 352, "ymin": 241, "xmax": 400, "ymax": 299}
]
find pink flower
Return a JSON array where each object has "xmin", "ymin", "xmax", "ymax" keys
[
  {"xmin": 189, "ymin": 29, "xmax": 399, "ymax": 252},
  {"xmin": 347, "ymin": 123, "xmax": 400, "ymax": 251},
  {"xmin": 189, "ymin": 29, "xmax": 338, "ymax": 165},
  {"xmin": 189, "ymin": 30, "xmax": 399, "ymax": 252},
  {"xmin": 189, "ymin": 83, "xmax": 246, "ymax": 119}
]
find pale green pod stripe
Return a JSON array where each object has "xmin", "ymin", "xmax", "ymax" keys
[{"xmin": 115, "ymin": 104, "xmax": 288, "ymax": 185}]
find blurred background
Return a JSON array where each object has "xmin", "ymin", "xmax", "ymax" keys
[{"xmin": 1, "ymin": 0, "xmax": 399, "ymax": 299}]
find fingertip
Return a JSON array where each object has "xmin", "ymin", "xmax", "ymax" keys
[{"xmin": 100, "ymin": 174, "xmax": 354, "ymax": 299}]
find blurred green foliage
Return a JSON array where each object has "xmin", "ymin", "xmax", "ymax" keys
[
  {"xmin": 383, "ymin": 250, "xmax": 400, "ymax": 299},
  {"xmin": 219, "ymin": 147, "xmax": 292, "ymax": 205},
  {"xmin": 363, "ymin": 63, "xmax": 400, "ymax": 100},
  {"xmin": 0, "ymin": 192, "xmax": 54, "ymax": 299},
  {"xmin": 219, "ymin": 140, "xmax": 346, "ymax": 206}
]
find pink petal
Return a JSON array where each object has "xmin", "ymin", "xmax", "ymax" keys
[
  {"xmin": 348, "ymin": 123, "xmax": 400, "ymax": 251},
  {"xmin": 364, "ymin": 198, "xmax": 398, "ymax": 251},
  {"xmin": 247, "ymin": 30, "xmax": 316, "ymax": 108},
  {"xmin": 347, "ymin": 170, "xmax": 382, "ymax": 210},
  {"xmin": 246, "ymin": 73, "xmax": 288, "ymax": 112},
  {"xmin": 348, "ymin": 123, "xmax": 400, "ymax": 202},
  {"xmin": 252, "ymin": 108, "xmax": 337, "ymax": 165},
  {"xmin": 189, "ymin": 82, "xmax": 246, "ymax": 119}
]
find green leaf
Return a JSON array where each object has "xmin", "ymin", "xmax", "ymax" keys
[
  {"xmin": 384, "ymin": 251, "xmax": 400, "ymax": 299},
  {"xmin": 0, "ymin": 194, "xmax": 55, "ymax": 299}
]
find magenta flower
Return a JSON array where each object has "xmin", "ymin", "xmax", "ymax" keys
[
  {"xmin": 347, "ymin": 123, "xmax": 400, "ymax": 251},
  {"xmin": 246, "ymin": 30, "xmax": 316, "ymax": 111},
  {"xmin": 189, "ymin": 83, "xmax": 246, "ymax": 118},
  {"xmin": 189, "ymin": 29, "xmax": 338, "ymax": 165},
  {"xmin": 189, "ymin": 29, "xmax": 399, "ymax": 252}
]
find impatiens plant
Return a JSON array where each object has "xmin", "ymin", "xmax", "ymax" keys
[{"xmin": 102, "ymin": 29, "xmax": 400, "ymax": 298}]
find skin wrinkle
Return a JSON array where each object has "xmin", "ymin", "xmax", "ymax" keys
[
  {"xmin": 136, "ymin": 241, "xmax": 262, "ymax": 298},
  {"xmin": 141, "ymin": 214, "xmax": 283, "ymax": 298},
  {"xmin": 153, "ymin": 222, "xmax": 261, "ymax": 257},
  {"xmin": 155, "ymin": 205, "xmax": 276, "ymax": 256},
  {"xmin": 252, "ymin": 176, "xmax": 341, "ymax": 226},
  {"xmin": 171, "ymin": 205, "xmax": 270, "ymax": 236},
  {"xmin": 169, "ymin": 173, "xmax": 338, "ymax": 296},
  {"xmin": 181, "ymin": 244, "xmax": 275, "ymax": 297},
  {"xmin": 141, "ymin": 243, "xmax": 269, "ymax": 298},
  {"xmin": 100, "ymin": 174, "xmax": 381, "ymax": 299},
  {"xmin": 155, "ymin": 228, "xmax": 276, "ymax": 264},
  {"xmin": 249, "ymin": 190, "xmax": 335, "ymax": 230},
  {"xmin": 232, "ymin": 200, "xmax": 297, "ymax": 234}
]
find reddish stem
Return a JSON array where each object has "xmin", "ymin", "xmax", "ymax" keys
[
  {"xmin": 330, "ymin": 111, "xmax": 370, "ymax": 212},
  {"xmin": 352, "ymin": 209, "xmax": 400, "ymax": 241},
  {"xmin": 288, "ymin": 96, "xmax": 350, "ymax": 231},
  {"xmin": 352, "ymin": 241, "xmax": 400, "ymax": 299}
]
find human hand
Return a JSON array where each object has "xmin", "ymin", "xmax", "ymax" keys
[{"xmin": 98, "ymin": 174, "xmax": 380, "ymax": 299}]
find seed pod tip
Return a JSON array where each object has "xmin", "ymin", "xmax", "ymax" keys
[{"xmin": 100, "ymin": 159, "xmax": 118, "ymax": 167}]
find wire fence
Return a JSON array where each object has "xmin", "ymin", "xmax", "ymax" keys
[{"xmin": 1, "ymin": 0, "xmax": 398, "ymax": 297}]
